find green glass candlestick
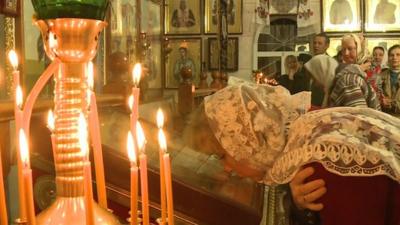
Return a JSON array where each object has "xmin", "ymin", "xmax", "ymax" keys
[{"xmin": 31, "ymin": 0, "xmax": 110, "ymax": 20}]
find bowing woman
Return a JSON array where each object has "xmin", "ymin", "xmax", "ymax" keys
[{"xmin": 185, "ymin": 79, "xmax": 400, "ymax": 225}]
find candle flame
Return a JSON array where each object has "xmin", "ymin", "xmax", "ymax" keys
[
  {"xmin": 156, "ymin": 108, "xmax": 164, "ymax": 129},
  {"xmin": 8, "ymin": 50, "xmax": 18, "ymax": 70},
  {"xmin": 158, "ymin": 129, "xmax": 167, "ymax": 152},
  {"xmin": 47, "ymin": 110, "xmax": 55, "ymax": 132},
  {"xmin": 136, "ymin": 122, "xmax": 146, "ymax": 153},
  {"xmin": 19, "ymin": 129, "xmax": 30, "ymax": 167},
  {"xmin": 16, "ymin": 85, "xmax": 23, "ymax": 109},
  {"xmin": 132, "ymin": 63, "xmax": 142, "ymax": 87},
  {"xmin": 87, "ymin": 61, "xmax": 94, "ymax": 90},
  {"xmin": 78, "ymin": 113, "xmax": 89, "ymax": 157},
  {"xmin": 127, "ymin": 131, "xmax": 137, "ymax": 164},
  {"xmin": 128, "ymin": 95, "xmax": 134, "ymax": 111}
]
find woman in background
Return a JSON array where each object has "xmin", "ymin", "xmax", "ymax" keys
[{"xmin": 379, "ymin": 44, "xmax": 400, "ymax": 114}]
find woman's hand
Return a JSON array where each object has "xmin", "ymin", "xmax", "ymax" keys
[{"xmin": 289, "ymin": 167, "xmax": 327, "ymax": 211}]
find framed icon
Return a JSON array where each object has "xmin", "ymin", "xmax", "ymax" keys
[
  {"xmin": 208, "ymin": 37, "xmax": 239, "ymax": 71},
  {"xmin": 0, "ymin": 0, "xmax": 19, "ymax": 16},
  {"xmin": 165, "ymin": 38, "xmax": 202, "ymax": 88},
  {"xmin": 204, "ymin": 0, "xmax": 242, "ymax": 34},
  {"xmin": 365, "ymin": 0, "xmax": 400, "ymax": 32},
  {"xmin": 366, "ymin": 38, "xmax": 400, "ymax": 53},
  {"xmin": 165, "ymin": 0, "xmax": 201, "ymax": 35},
  {"xmin": 322, "ymin": 0, "xmax": 361, "ymax": 32}
]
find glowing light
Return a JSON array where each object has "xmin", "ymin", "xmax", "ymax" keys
[
  {"xmin": 127, "ymin": 131, "xmax": 137, "ymax": 164},
  {"xmin": 49, "ymin": 32, "xmax": 58, "ymax": 50},
  {"xmin": 47, "ymin": 110, "xmax": 55, "ymax": 132},
  {"xmin": 132, "ymin": 63, "xmax": 142, "ymax": 87},
  {"xmin": 8, "ymin": 50, "xmax": 18, "ymax": 70},
  {"xmin": 87, "ymin": 61, "xmax": 94, "ymax": 90},
  {"xmin": 158, "ymin": 129, "xmax": 167, "ymax": 153},
  {"xmin": 156, "ymin": 108, "xmax": 164, "ymax": 129},
  {"xmin": 19, "ymin": 129, "xmax": 30, "ymax": 167},
  {"xmin": 128, "ymin": 95, "xmax": 134, "ymax": 111},
  {"xmin": 136, "ymin": 122, "xmax": 146, "ymax": 153},
  {"xmin": 78, "ymin": 113, "xmax": 89, "ymax": 157}
]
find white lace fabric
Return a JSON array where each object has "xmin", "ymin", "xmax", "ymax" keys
[
  {"xmin": 204, "ymin": 78, "xmax": 400, "ymax": 185},
  {"xmin": 204, "ymin": 80, "xmax": 310, "ymax": 171},
  {"xmin": 269, "ymin": 107, "xmax": 400, "ymax": 185}
]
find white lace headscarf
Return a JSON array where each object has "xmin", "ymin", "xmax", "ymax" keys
[
  {"xmin": 269, "ymin": 107, "xmax": 400, "ymax": 185},
  {"xmin": 204, "ymin": 80, "xmax": 310, "ymax": 172},
  {"xmin": 304, "ymin": 55, "xmax": 339, "ymax": 107}
]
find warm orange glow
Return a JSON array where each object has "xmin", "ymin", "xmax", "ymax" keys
[
  {"xmin": 47, "ymin": 110, "xmax": 55, "ymax": 132},
  {"xmin": 127, "ymin": 131, "xmax": 137, "ymax": 164},
  {"xmin": 16, "ymin": 85, "xmax": 23, "ymax": 109},
  {"xmin": 87, "ymin": 61, "xmax": 94, "ymax": 90},
  {"xmin": 132, "ymin": 63, "xmax": 142, "ymax": 87},
  {"xmin": 79, "ymin": 113, "xmax": 89, "ymax": 156},
  {"xmin": 19, "ymin": 129, "xmax": 30, "ymax": 167},
  {"xmin": 49, "ymin": 32, "xmax": 57, "ymax": 50},
  {"xmin": 128, "ymin": 95, "xmax": 134, "ymax": 111},
  {"xmin": 8, "ymin": 50, "xmax": 18, "ymax": 70},
  {"xmin": 158, "ymin": 129, "xmax": 167, "ymax": 153},
  {"xmin": 156, "ymin": 108, "xmax": 164, "ymax": 129},
  {"xmin": 136, "ymin": 122, "xmax": 146, "ymax": 153}
]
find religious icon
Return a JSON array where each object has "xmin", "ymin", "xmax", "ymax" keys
[
  {"xmin": 165, "ymin": 0, "xmax": 201, "ymax": 34},
  {"xmin": 365, "ymin": 0, "xmax": 400, "ymax": 31}
]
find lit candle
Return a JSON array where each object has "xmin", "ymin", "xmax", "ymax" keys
[
  {"xmin": 9, "ymin": 49, "xmax": 27, "ymax": 221},
  {"xmin": 0, "ymin": 145, "xmax": 8, "ymax": 225},
  {"xmin": 136, "ymin": 122, "xmax": 149, "ymax": 225},
  {"xmin": 158, "ymin": 129, "xmax": 174, "ymax": 225},
  {"xmin": 156, "ymin": 109, "xmax": 166, "ymax": 225},
  {"xmin": 47, "ymin": 110, "xmax": 57, "ymax": 163},
  {"xmin": 87, "ymin": 62, "xmax": 107, "ymax": 209},
  {"xmin": 19, "ymin": 130, "xmax": 36, "ymax": 225},
  {"xmin": 128, "ymin": 96, "xmax": 138, "ymax": 157},
  {"xmin": 127, "ymin": 131, "xmax": 138, "ymax": 225},
  {"xmin": 8, "ymin": 50, "xmax": 20, "ymax": 93},
  {"xmin": 130, "ymin": 63, "xmax": 141, "ymax": 142},
  {"xmin": 79, "ymin": 113, "xmax": 94, "ymax": 225}
]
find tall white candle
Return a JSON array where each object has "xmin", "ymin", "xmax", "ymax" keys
[
  {"xmin": 87, "ymin": 62, "xmax": 107, "ymax": 209},
  {"xmin": 79, "ymin": 113, "xmax": 94, "ymax": 225},
  {"xmin": 19, "ymin": 130, "xmax": 36, "ymax": 225},
  {"xmin": 136, "ymin": 122, "xmax": 149, "ymax": 225},
  {"xmin": 156, "ymin": 109, "xmax": 167, "ymax": 225},
  {"xmin": 158, "ymin": 129, "xmax": 174, "ymax": 225},
  {"xmin": 127, "ymin": 131, "xmax": 138, "ymax": 225},
  {"xmin": 8, "ymin": 50, "xmax": 27, "ymax": 221},
  {"xmin": 130, "ymin": 63, "xmax": 142, "ymax": 149}
]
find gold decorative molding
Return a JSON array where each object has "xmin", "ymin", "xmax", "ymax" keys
[{"xmin": 4, "ymin": 16, "xmax": 15, "ymax": 98}]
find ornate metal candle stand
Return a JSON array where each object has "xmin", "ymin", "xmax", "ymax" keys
[{"xmin": 32, "ymin": 18, "xmax": 120, "ymax": 225}]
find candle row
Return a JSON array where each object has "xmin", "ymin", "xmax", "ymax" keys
[{"xmin": 127, "ymin": 64, "xmax": 174, "ymax": 225}]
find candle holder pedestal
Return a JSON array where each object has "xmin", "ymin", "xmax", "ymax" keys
[{"xmin": 32, "ymin": 18, "xmax": 120, "ymax": 225}]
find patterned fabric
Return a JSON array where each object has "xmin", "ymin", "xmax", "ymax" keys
[
  {"xmin": 329, "ymin": 64, "xmax": 381, "ymax": 110},
  {"xmin": 269, "ymin": 107, "xmax": 400, "ymax": 185},
  {"xmin": 379, "ymin": 68, "xmax": 400, "ymax": 113},
  {"xmin": 204, "ymin": 78, "xmax": 400, "ymax": 186},
  {"xmin": 366, "ymin": 64, "xmax": 382, "ymax": 94},
  {"xmin": 304, "ymin": 55, "xmax": 339, "ymax": 107},
  {"xmin": 204, "ymin": 79, "xmax": 310, "ymax": 171}
]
